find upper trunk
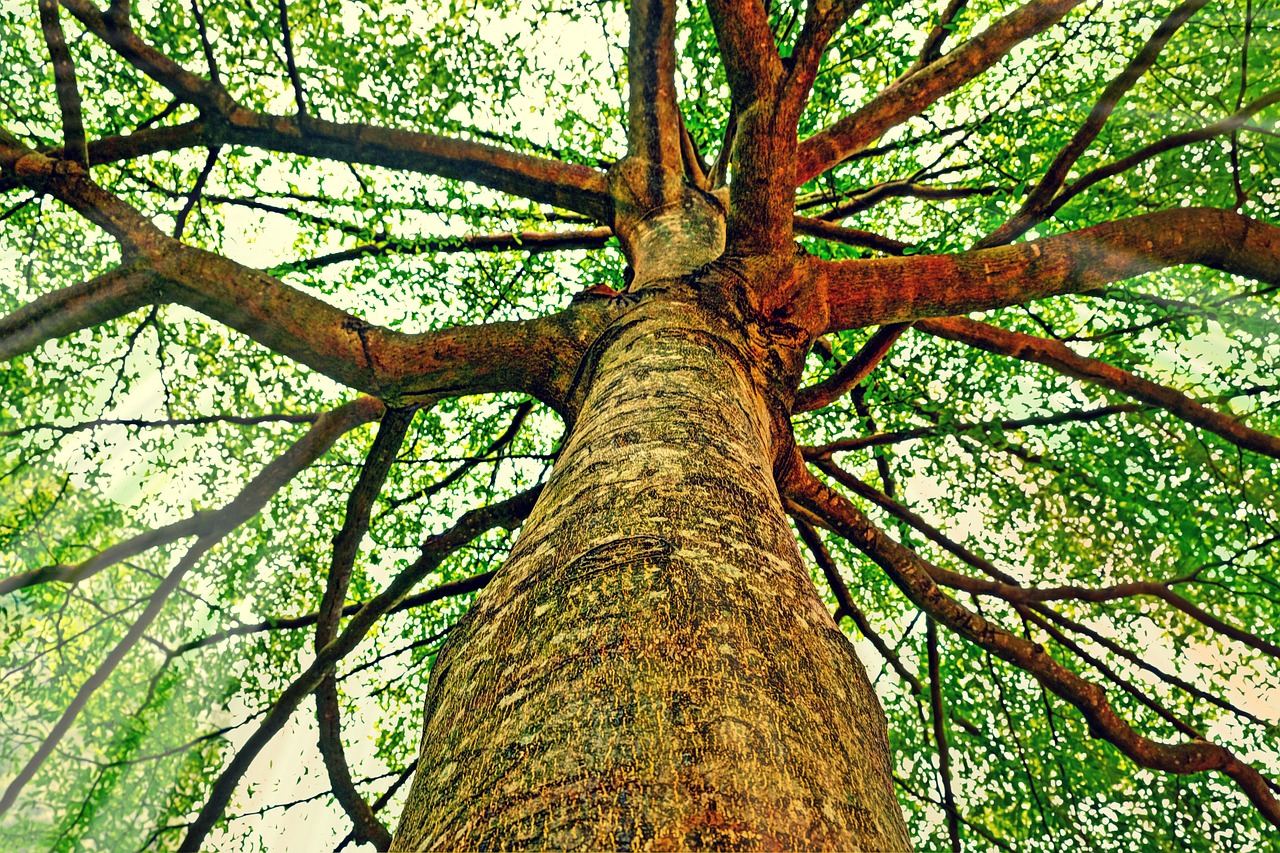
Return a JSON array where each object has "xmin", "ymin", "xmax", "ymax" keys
[{"xmin": 391, "ymin": 270, "xmax": 910, "ymax": 850}]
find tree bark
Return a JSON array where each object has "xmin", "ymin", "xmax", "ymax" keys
[{"xmin": 392, "ymin": 279, "xmax": 910, "ymax": 850}]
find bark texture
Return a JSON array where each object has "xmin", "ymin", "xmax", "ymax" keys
[{"xmin": 392, "ymin": 280, "xmax": 910, "ymax": 850}]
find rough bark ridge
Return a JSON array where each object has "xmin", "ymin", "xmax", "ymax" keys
[{"xmin": 392, "ymin": 267, "xmax": 909, "ymax": 849}]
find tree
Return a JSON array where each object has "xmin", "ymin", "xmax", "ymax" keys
[{"xmin": 0, "ymin": 0, "xmax": 1277, "ymax": 848}]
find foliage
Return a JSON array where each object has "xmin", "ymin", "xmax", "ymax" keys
[{"xmin": 0, "ymin": 0, "xmax": 1277, "ymax": 850}]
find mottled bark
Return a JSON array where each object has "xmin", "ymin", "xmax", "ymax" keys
[{"xmin": 392, "ymin": 278, "xmax": 910, "ymax": 850}]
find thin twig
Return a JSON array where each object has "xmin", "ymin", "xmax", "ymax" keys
[
  {"xmin": 276, "ymin": 0, "xmax": 307, "ymax": 117},
  {"xmin": 927, "ymin": 618, "xmax": 962, "ymax": 853},
  {"xmin": 173, "ymin": 145, "xmax": 221, "ymax": 239}
]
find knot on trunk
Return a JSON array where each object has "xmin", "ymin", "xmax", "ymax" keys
[{"xmin": 608, "ymin": 157, "xmax": 725, "ymax": 286}]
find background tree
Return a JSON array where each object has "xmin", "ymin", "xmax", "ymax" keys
[{"xmin": 0, "ymin": 0, "xmax": 1278, "ymax": 849}]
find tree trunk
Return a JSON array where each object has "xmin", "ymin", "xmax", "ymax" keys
[{"xmin": 392, "ymin": 275, "xmax": 911, "ymax": 850}]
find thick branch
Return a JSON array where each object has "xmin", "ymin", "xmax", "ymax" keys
[
  {"xmin": 794, "ymin": 0, "xmax": 1085, "ymax": 186},
  {"xmin": 705, "ymin": 0, "xmax": 782, "ymax": 110},
  {"xmin": 626, "ymin": 0, "xmax": 681, "ymax": 173},
  {"xmin": 0, "ymin": 241, "xmax": 612, "ymax": 408},
  {"xmin": 0, "ymin": 138, "xmax": 166, "ymax": 249},
  {"xmin": 813, "ymin": 208, "xmax": 1280, "ymax": 330},
  {"xmin": 783, "ymin": 0, "xmax": 865, "ymax": 114},
  {"xmin": 705, "ymin": 0, "xmax": 795, "ymax": 253},
  {"xmin": 781, "ymin": 462, "xmax": 1280, "ymax": 827},
  {"xmin": 0, "ymin": 151, "xmax": 638, "ymax": 410},
  {"xmin": 916, "ymin": 316, "xmax": 1280, "ymax": 460},
  {"xmin": 222, "ymin": 114, "xmax": 612, "ymax": 221},
  {"xmin": 0, "ymin": 262, "xmax": 158, "ymax": 363},
  {"xmin": 58, "ymin": 0, "xmax": 611, "ymax": 219}
]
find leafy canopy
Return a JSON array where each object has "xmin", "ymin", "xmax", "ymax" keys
[{"xmin": 0, "ymin": 0, "xmax": 1277, "ymax": 850}]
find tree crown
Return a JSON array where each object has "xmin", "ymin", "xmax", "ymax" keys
[{"xmin": 0, "ymin": 0, "xmax": 1277, "ymax": 849}]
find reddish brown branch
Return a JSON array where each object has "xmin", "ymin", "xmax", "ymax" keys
[
  {"xmin": 782, "ymin": 0, "xmax": 865, "ymax": 115},
  {"xmin": 794, "ymin": 322, "xmax": 908, "ymax": 412},
  {"xmin": 916, "ymin": 315, "xmax": 1280, "ymax": 460},
  {"xmin": 58, "ymin": 0, "xmax": 611, "ymax": 219},
  {"xmin": 678, "ymin": 114, "xmax": 710, "ymax": 189},
  {"xmin": 239, "ymin": 114, "xmax": 613, "ymax": 220},
  {"xmin": 795, "ymin": 0, "xmax": 1085, "ymax": 186},
  {"xmin": 781, "ymin": 461, "xmax": 1280, "ymax": 827},
  {"xmin": 0, "ymin": 139, "xmax": 166, "ymax": 249},
  {"xmin": 705, "ymin": 0, "xmax": 794, "ymax": 253},
  {"xmin": 705, "ymin": 0, "xmax": 782, "ymax": 109},
  {"xmin": 0, "ymin": 146, "xmax": 639, "ymax": 410},
  {"xmin": 793, "ymin": 515, "xmax": 924, "ymax": 693},
  {"xmin": 0, "ymin": 261, "xmax": 158, "ymax": 364},
  {"xmin": 626, "ymin": 0, "xmax": 681, "ymax": 174},
  {"xmin": 813, "ymin": 208, "xmax": 1280, "ymax": 330}
]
